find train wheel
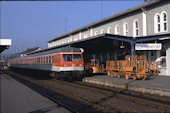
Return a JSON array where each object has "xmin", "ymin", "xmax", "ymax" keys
[
  {"xmin": 142, "ymin": 75, "xmax": 146, "ymax": 80},
  {"xmin": 118, "ymin": 74, "xmax": 120, "ymax": 78},
  {"xmin": 49, "ymin": 72, "xmax": 56, "ymax": 78},
  {"xmin": 133, "ymin": 75, "xmax": 137, "ymax": 80},
  {"xmin": 125, "ymin": 74, "xmax": 129, "ymax": 80},
  {"xmin": 107, "ymin": 71, "xmax": 111, "ymax": 76}
]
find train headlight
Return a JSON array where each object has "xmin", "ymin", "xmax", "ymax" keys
[{"xmin": 64, "ymin": 64, "xmax": 67, "ymax": 67}]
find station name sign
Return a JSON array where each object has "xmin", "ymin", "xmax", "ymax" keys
[{"xmin": 135, "ymin": 43, "xmax": 162, "ymax": 50}]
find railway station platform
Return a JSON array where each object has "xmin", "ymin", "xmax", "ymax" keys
[
  {"xmin": 0, "ymin": 72, "xmax": 71, "ymax": 113},
  {"xmin": 83, "ymin": 75, "xmax": 170, "ymax": 97}
]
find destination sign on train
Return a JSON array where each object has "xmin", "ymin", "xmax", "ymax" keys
[{"xmin": 135, "ymin": 43, "xmax": 162, "ymax": 50}]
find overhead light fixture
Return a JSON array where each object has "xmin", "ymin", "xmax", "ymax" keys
[{"xmin": 120, "ymin": 41, "xmax": 125, "ymax": 48}]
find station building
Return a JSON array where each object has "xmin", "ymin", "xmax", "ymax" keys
[{"xmin": 48, "ymin": 0, "xmax": 170, "ymax": 76}]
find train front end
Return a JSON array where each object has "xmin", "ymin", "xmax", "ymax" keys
[{"xmin": 52, "ymin": 52, "xmax": 84, "ymax": 79}]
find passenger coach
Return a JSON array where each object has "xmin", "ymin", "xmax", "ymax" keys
[{"xmin": 8, "ymin": 46, "xmax": 84, "ymax": 79}]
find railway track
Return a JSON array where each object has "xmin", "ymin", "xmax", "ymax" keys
[{"xmin": 4, "ymin": 70, "xmax": 170, "ymax": 113}]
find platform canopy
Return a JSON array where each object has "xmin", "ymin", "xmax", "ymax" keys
[
  {"xmin": 0, "ymin": 39, "xmax": 12, "ymax": 53},
  {"xmin": 47, "ymin": 33, "xmax": 170, "ymax": 60},
  {"xmin": 48, "ymin": 33, "xmax": 170, "ymax": 50}
]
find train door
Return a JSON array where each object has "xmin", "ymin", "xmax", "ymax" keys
[{"xmin": 55, "ymin": 54, "xmax": 61, "ymax": 66}]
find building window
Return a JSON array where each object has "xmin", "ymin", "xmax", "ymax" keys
[
  {"xmin": 115, "ymin": 25, "xmax": 119, "ymax": 35},
  {"xmin": 107, "ymin": 27, "xmax": 112, "ymax": 34},
  {"xmin": 101, "ymin": 29, "xmax": 104, "ymax": 34},
  {"xmin": 123, "ymin": 22, "xmax": 128, "ymax": 36},
  {"xmin": 154, "ymin": 12, "xmax": 168, "ymax": 33},
  {"xmin": 157, "ymin": 15, "xmax": 161, "ymax": 32},
  {"xmin": 133, "ymin": 19, "xmax": 139, "ymax": 37},
  {"xmin": 94, "ymin": 31, "xmax": 98, "ymax": 36},
  {"xmin": 161, "ymin": 11, "xmax": 168, "ymax": 31},
  {"xmin": 84, "ymin": 34, "xmax": 88, "ymax": 38},
  {"xmin": 154, "ymin": 13, "xmax": 161, "ymax": 33}
]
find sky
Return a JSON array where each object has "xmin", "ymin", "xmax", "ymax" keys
[{"xmin": 1, "ymin": 0, "xmax": 144, "ymax": 55}]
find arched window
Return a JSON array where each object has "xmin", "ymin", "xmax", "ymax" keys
[
  {"xmin": 94, "ymin": 31, "xmax": 98, "ymax": 36},
  {"xmin": 115, "ymin": 25, "xmax": 119, "ymax": 35},
  {"xmin": 154, "ymin": 13, "xmax": 161, "ymax": 33},
  {"xmin": 133, "ymin": 19, "xmax": 139, "ymax": 37},
  {"xmin": 123, "ymin": 22, "xmax": 128, "ymax": 36},
  {"xmin": 70, "ymin": 36, "xmax": 72, "ymax": 42},
  {"xmin": 107, "ymin": 27, "xmax": 112, "ymax": 34},
  {"xmin": 84, "ymin": 34, "xmax": 88, "ymax": 38},
  {"xmin": 101, "ymin": 29, "xmax": 104, "ymax": 34},
  {"xmin": 161, "ymin": 11, "xmax": 168, "ymax": 31}
]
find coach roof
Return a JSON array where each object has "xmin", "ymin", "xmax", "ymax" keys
[{"xmin": 12, "ymin": 46, "xmax": 81, "ymax": 60}]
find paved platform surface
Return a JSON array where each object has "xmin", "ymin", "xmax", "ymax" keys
[
  {"xmin": 0, "ymin": 72, "xmax": 71, "ymax": 113},
  {"xmin": 83, "ymin": 75, "xmax": 170, "ymax": 97}
]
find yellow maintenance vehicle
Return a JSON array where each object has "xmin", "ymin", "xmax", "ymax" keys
[
  {"xmin": 85, "ymin": 59, "xmax": 106, "ymax": 75},
  {"xmin": 149, "ymin": 61, "xmax": 159, "ymax": 76},
  {"xmin": 106, "ymin": 55, "xmax": 150, "ymax": 80}
]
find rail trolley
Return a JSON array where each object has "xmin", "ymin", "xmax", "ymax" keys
[{"xmin": 8, "ymin": 46, "xmax": 84, "ymax": 79}]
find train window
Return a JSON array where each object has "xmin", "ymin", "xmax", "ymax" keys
[
  {"xmin": 49, "ymin": 56, "xmax": 51, "ymax": 63},
  {"xmin": 52, "ymin": 56, "xmax": 54, "ymax": 63},
  {"xmin": 63, "ymin": 54, "xmax": 82, "ymax": 61},
  {"xmin": 73, "ymin": 54, "xmax": 82, "ymax": 61},
  {"xmin": 37, "ymin": 58, "xmax": 38, "ymax": 64},
  {"xmin": 58, "ymin": 55, "xmax": 60, "ymax": 62},
  {"xmin": 63, "ymin": 55, "xmax": 72, "ymax": 61},
  {"xmin": 40, "ymin": 57, "xmax": 42, "ymax": 64},
  {"xmin": 42, "ymin": 57, "xmax": 43, "ymax": 64},
  {"xmin": 35, "ymin": 58, "xmax": 36, "ymax": 64},
  {"xmin": 36, "ymin": 58, "xmax": 38, "ymax": 64},
  {"xmin": 44, "ymin": 57, "xmax": 45, "ymax": 64},
  {"xmin": 46, "ymin": 56, "xmax": 48, "ymax": 64},
  {"xmin": 38, "ymin": 57, "xmax": 40, "ymax": 64}
]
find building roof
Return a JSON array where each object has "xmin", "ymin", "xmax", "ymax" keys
[
  {"xmin": 49, "ymin": 0, "xmax": 162, "ymax": 43},
  {"xmin": 20, "ymin": 47, "xmax": 41, "ymax": 54}
]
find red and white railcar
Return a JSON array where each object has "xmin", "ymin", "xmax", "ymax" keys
[{"xmin": 8, "ymin": 47, "xmax": 84, "ymax": 79}]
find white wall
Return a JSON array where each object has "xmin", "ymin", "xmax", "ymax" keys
[{"xmin": 166, "ymin": 46, "xmax": 170, "ymax": 76}]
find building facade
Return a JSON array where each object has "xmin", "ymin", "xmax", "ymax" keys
[{"xmin": 48, "ymin": 0, "xmax": 170, "ymax": 76}]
